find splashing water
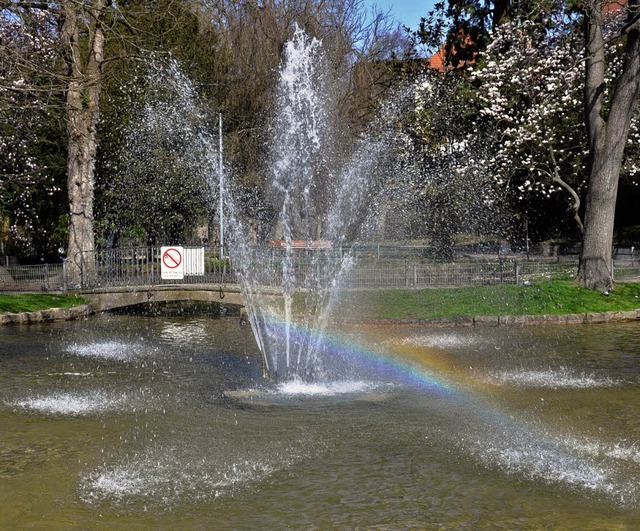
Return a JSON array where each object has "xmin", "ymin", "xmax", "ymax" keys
[
  {"xmin": 66, "ymin": 340, "xmax": 145, "ymax": 362},
  {"xmin": 227, "ymin": 26, "xmax": 406, "ymax": 382},
  {"xmin": 484, "ymin": 367, "xmax": 621, "ymax": 389},
  {"xmin": 12, "ymin": 391, "xmax": 125, "ymax": 416}
]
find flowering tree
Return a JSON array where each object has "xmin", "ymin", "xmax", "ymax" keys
[
  {"xmin": 0, "ymin": 0, "xmax": 112, "ymax": 283},
  {"xmin": 469, "ymin": 11, "xmax": 589, "ymax": 233},
  {"xmin": 0, "ymin": 8, "xmax": 67, "ymax": 260},
  {"xmin": 409, "ymin": 72, "xmax": 507, "ymax": 256},
  {"xmin": 416, "ymin": 0, "xmax": 639, "ymax": 289}
]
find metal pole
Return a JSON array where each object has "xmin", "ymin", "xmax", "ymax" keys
[
  {"xmin": 525, "ymin": 215, "xmax": 530, "ymax": 261},
  {"xmin": 219, "ymin": 112, "xmax": 224, "ymax": 258}
]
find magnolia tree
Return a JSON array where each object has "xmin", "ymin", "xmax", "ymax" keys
[
  {"xmin": 0, "ymin": 8, "xmax": 66, "ymax": 259},
  {"xmin": 453, "ymin": 2, "xmax": 639, "ymax": 289},
  {"xmin": 410, "ymin": 72, "xmax": 507, "ymax": 256},
  {"xmin": 469, "ymin": 12, "xmax": 589, "ymax": 232}
]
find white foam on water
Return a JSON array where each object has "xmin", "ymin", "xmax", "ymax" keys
[
  {"xmin": 225, "ymin": 379, "xmax": 394, "ymax": 404},
  {"xmin": 565, "ymin": 436, "xmax": 640, "ymax": 466},
  {"xmin": 82, "ymin": 459, "xmax": 276, "ymax": 506},
  {"xmin": 12, "ymin": 391, "xmax": 125, "ymax": 416},
  {"xmin": 477, "ymin": 438, "xmax": 639, "ymax": 506},
  {"xmin": 400, "ymin": 333, "xmax": 476, "ymax": 349},
  {"xmin": 66, "ymin": 341, "xmax": 144, "ymax": 361},
  {"xmin": 276, "ymin": 379, "xmax": 377, "ymax": 396},
  {"xmin": 484, "ymin": 367, "xmax": 619, "ymax": 389},
  {"xmin": 80, "ymin": 443, "xmax": 316, "ymax": 508},
  {"xmin": 451, "ymin": 419, "xmax": 639, "ymax": 506},
  {"xmin": 90, "ymin": 468, "xmax": 148, "ymax": 497}
]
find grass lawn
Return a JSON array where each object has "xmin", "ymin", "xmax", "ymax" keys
[
  {"xmin": 2, "ymin": 281, "xmax": 640, "ymax": 321},
  {"xmin": 0, "ymin": 293, "xmax": 86, "ymax": 313},
  {"xmin": 333, "ymin": 280, "xmax": 640, "ymax": 320}
]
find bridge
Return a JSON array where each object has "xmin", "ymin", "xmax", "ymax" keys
[
  {"xmin": 81, "ymin": 283, "xmax": 288, "ymax": 313},
  {"xmin": 83, "ymin": 284, "xmax": 246, "ymax": 312}
]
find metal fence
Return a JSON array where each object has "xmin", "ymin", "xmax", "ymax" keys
[
  {"xmin": 0, "ymin": 263, "xmax": 66, "ymax": 293},
  {"xmin": 93, "ymin": 246, "xmax": 236, "ymax": 288},
  {"xmin": 612, "ymin": 258, "xmax": 640, "ymax": 282},
  {"xmin": 340, "ymin": 259, "xmax": 580, "ymax": 289},
  {"xmin": 0, "ymin": 246, "xmax": 638, "ymax": 293}
]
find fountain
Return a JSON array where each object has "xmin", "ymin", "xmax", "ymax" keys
[
  {"xmin": 1, "ymin": 25, "xmax": 640, "ymax": 529},
  {"xmin": 228, "ymin": 26, "xmax": 403, "ymax": 382}
]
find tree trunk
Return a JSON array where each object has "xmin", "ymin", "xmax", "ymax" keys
[
  {"xmin": 60, "ymin": 0, "xmax": 107, "ymax": 287},
  {"xmin": 578, "ymin": 0, "xmax": 640, "ymax": 291}
]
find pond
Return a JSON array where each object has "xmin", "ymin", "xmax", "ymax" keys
[{"xmin": 1, "ymin": 312, "xmax": 639, "ymax": 528}]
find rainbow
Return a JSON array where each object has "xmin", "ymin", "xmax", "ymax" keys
[{"xmin": 247, "ymin": 315, "xmax": 639, "ymax": 507}]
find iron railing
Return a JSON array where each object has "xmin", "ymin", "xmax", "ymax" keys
[
  {"xmin": 0, "ymin": 263, "xmax": 67, "ymax": 293},
  {"xmin": 92, "ymin": 246, "xmax": 236, "ymax": 287},
  {"xmin": 337, "ymin": 258, "xmax": 580, "ymax": 289},
  {"xmin": 0, "ymin": 245, "xmax": 638, "ymax": 292}
]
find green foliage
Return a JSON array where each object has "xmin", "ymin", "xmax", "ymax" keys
[
  {"xmin": 334, "ymin": 280, "xmax": 640, "ymax": 319},
  {"xmin": 204, "ymin": 255, "xmax": 232, "ymax": 270},
  {"xmin": 0, "ymin": 293, "xmax": 86, "ymax": 313}
]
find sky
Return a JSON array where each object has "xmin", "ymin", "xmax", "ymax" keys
[{"xmin": 364, "ymin": 0, "xmax": 437, "ymax": 31}]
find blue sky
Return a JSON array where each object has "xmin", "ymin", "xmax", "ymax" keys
[{"xmin": 364, "ymin": 0, "xmax": 437, "ymax": 30}]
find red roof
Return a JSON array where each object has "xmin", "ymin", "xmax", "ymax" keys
[
  {"xmin": 428, "ymin": 34, "xmax": 476, "ymax": 73},
  {"xmin": 428, "ymin": 0, "xmax": 628, "ymax": 72}
]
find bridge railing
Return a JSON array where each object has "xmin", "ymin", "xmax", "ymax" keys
[{"xmin": 92, "ymin": 246, "xmax": 237, "ymax": 288}]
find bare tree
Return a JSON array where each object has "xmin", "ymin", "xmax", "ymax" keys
[
  {"xmin": 203, "ymin": 0, "xmax": 410, "ymax": 237},
  {"xmin": 60, "ymin": 0, "xmax": 110, "ymax": 284}
]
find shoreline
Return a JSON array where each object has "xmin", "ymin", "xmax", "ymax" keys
[
  {"xmin": 1, "ymin": 305, "xmax": 639, "ymax": 327},
  {"xmin": 0, "ymin": 305, "xmax": 93, "ymax": 325},
  {"xmin": 338, "ymin": 309, "xmax": 640, "ymax": 327}
]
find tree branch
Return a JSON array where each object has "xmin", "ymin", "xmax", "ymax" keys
[{"xmin": 549, "ymin": 145, "xmax": 584, "ymax": 233}]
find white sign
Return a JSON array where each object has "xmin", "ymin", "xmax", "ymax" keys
[
  {"xmin": 184, "ymin": 247, "xmax": 205, "ymax": 276},
  {"xmin": 160, "ymin": 246, "xmax": 184, "ymax": 280}
]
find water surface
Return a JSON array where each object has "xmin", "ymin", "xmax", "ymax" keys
[{"xmin": 1, "ymin": 315, "xmax": 639, "ymax": 528}]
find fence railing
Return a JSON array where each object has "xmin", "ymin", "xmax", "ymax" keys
[
  {"xmin": 93, "ymin": 246, "xmax": 236, "ymax": 288},
  {"xmin": 0, "ymin": 246, "xmax": 638, "ymax": 293},
  {"xmin": 612, "ymin": 258, "xmax": 640, "ymax": 282},
  {"xmin": 0, "ymin": 263, "xmax": 67, "ymax": 293}
]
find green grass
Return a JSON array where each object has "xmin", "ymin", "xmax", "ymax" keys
[
  {"xmin": 0, "ymin": 293, "xmax": 86, "ymax": 313},
  {"xmin": 333, "ymin": 280, "xmax": 640, "ymax": 320},
  {"xmin": 3, "ymin": 281, "xmax": 639, "ymax": 321}
]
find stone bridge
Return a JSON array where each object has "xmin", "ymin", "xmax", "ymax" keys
[{"xmin": 82, "ymin": 284, "xmax": 249, "ymax": 312}]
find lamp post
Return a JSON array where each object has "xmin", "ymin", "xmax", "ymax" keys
[{"xmin": 219, "ymin": 112, "xmax": 224, "ymax": 258}]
